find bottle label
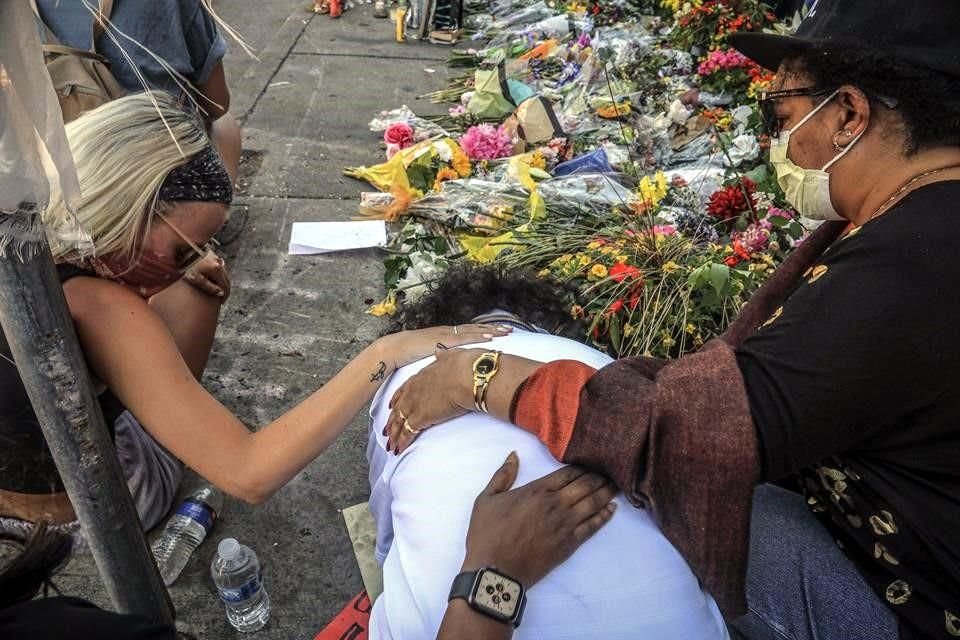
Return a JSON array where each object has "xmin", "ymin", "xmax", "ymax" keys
[
  {"xmin": 217, "ymin": 570, "xmax": 264, "ymax": 603},
  {"xmin": 175, "ymin": 499, "xmax": 214, "ymax": 532}
]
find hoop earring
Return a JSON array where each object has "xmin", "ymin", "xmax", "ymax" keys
[{"xmin": 832, "ymin": 130, "xmax": 852, "ymax": 152}]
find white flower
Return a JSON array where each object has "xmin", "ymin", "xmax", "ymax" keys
[
  {"xmin": 724, "ymin": 133, "xmax": 760, "ymax": 167},
  {"xmin": 433, "ymin": 140, "xmax": 453, "ymax": 162},
  {"xmin": 397, "ymin": 252, "xmax": 446, "ymax": 302},
  {"xmin": 667, "ymin": 99, "xmax": 691, "ymax": 125}
]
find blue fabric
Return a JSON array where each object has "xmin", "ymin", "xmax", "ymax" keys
[
  {"xmin": 732, "ymin": 485, "xmax": 900, "ymax": 640},
  {"xmin": 553, "ymin": 147, "xmax": 614, "ymax": 176},
  {"xmin": 35, "ymin": 0, "xmax": 226, "ymax": 98}
]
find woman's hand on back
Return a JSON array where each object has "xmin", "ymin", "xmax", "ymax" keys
[{"xmin": 376, "ymin": 325, "xmax": 510, "ymax": 373}]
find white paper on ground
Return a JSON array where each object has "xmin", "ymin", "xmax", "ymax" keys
[{"xmin": 288, "ymin": 220, "xmax": 387, "ymax": 255}]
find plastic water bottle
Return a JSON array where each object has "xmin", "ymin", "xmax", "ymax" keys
[
  {"xmin": 211, "ymin": 538, "xmax": 271, "ymax": 633},
  {"xmin": 151, "ymin": 486, "xmax": 223, "ymax": 586}
]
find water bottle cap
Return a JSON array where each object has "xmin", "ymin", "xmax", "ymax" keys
[{"xmin": 218, "ymin": 538, "xmax": 240, "ymax": 560}]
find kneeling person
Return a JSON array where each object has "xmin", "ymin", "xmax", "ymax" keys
[{"xmin": 365, "ymin": 270, "xmax": 729, "ymax": 639}]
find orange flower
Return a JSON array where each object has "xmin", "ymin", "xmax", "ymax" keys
[{"xmin": 433, "ymin": 167, "xmax": 460, "ymax": 191}]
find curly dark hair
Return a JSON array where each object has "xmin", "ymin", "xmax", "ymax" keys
[
  {"xmin": 783, "ymin": 44, "xmax": 960, "ymax": 155},
  {"xmin": 386, "ymin": 264, "xmax": 585, "ymax": 339}
]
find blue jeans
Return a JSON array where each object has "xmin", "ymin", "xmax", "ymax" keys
[{"xmin": 731, "ymin": 484, "xmax": 899, "ymax": 640}]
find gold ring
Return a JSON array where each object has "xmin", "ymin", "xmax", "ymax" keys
[
  {"xmin": 402, "ymin": 419, "xmax": 420, "ymax": 435},
  {"xmin": 396, "ymin": 409, "xmax": 407, "ymax": 422}
]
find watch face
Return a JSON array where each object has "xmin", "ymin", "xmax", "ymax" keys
[
  {"xmin": 472, "ymin": 570, "xmax": 521, "ymax": 620},
  {"xmin": 475, "ymin": 357, "xmax": 497, "ymax": 376}
]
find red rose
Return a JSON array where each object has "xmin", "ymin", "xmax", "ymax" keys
[
  {"xmin": 609, "ymin": 262, "xmax": 641, "ymax": 283},
  {"xmin": 606, "ymin": 299, "xmax": 625, "ymax": 315},
  {"xmin": 384, "ymin": 122, "xmax": 414, "ymax": 149},
  {"xmin": 724, "ymin": 255, "xmax": 741, "ymax": 267}
]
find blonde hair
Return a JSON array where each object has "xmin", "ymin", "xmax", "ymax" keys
[{"xmin": 43, "ymin": 92, "xmax": 211, "ymax": 260}]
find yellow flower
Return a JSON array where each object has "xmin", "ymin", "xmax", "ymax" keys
[
  {"xmin": 538, "ymin": 268, "xmax": 551, "ymax": 278},
  {"xmin": 685, "ymin": 323, "xmax": 696, "ymax": 334},
  {"xmin": 600, "ymin": 245, "xmax": 617, "ymax": 255},
  {"xmin": 570, "ymin": 304, "xmax": 584, "ymax": 319},
  {"xmin": 578, "ymin": 254, "xmax": 592, "ymax": 267},
  {"xmin": 367, "ymin": 292, "xmax": 397, "ymax": 317},
  {"xmin": 662, "ymin": 260, "xmax": 681, "ymax": 274},
  {"xmin": 616, "ymin": 254, "xmax": 630, "ymax": 263},
  {"xmin": 597, "ymin": 101, "xmax": 631, "ymax": 119},
  {"xmin": 447, "ymin": 140, "xmax": 472, "ymax": 177},
  {"xmin": 661, "ymin": 333, "xmax": 676, "ymax": 349},
  {"xmin": 587, "ymin": 241, "xmax": 603, "ymax": 250},
  {"xmin": 589, "ymin": 263, "xmax": 608, "ymax": 280},
  {"xmin": 433, "ymin": 167, "xmax": 460, "ymax": 192},
  {"xmin": 636, "ymin": 171, "xmax": 669, "ymax": 208},
  {"xmin": 527, "ymin": 150, "xmax": 546, "ymax": 170},
  {"xmin": 623, "ymin": 322, "xmax": 636, "ymax": 337}
]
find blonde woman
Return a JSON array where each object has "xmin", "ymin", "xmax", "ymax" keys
[{"xmin": 0, "ymin": 92, "xmax": 509, "ymax": 540}]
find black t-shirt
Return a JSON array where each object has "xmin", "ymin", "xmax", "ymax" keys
[
  {"xmin": 737, "ymin": 181, "xmax": 960, "ymax": 640},
  {"xmin": 0, "ymin": 264, "xmax": 122, "ymax": 494},
  {"xmin": 0, "ymin": 596, "xmax": 176, "ymax": 639}
]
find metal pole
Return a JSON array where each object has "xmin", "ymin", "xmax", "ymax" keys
[{"xmin": 0, "ymin": 225, "xmax": 175, "ymax": 626}]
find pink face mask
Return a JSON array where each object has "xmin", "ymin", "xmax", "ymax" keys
[
  {"xmin": 88, "ymin": 212, "xmax": 215, "ymax": 298},
  {"xmin": 89, "ymin": 250, "xmax": 185, "ymax": 298}
]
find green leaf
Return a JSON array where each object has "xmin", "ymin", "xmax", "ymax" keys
[
  {"xmin": 744, "ymin": 165, "xmax": 769, "ymax": 183},
  {"xmin": 708, "ymin": 263, "xmax": 730, "ymax": 297},
  {"xmin": 608, "ymin": 315, "xmax": 622, "ymax": 354},
  {"xmin": 768, "ymin": 214, "xmax": 790, "ymax": 228}
]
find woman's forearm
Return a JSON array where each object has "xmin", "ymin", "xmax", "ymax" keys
[{"xmin": 240, "ymin": 339, "xmax": 393, "ymax": 502}]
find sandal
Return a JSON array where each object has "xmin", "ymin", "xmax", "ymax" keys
[
  {"xmin": 313, "ymin": 0, "xmax": 330, "ymax": 13},
  {"xmin": 329, "ymin": 0, "xmax": 342, "ymax": 17}
]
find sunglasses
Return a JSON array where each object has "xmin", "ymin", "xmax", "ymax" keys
[
  {"xmin": 154, "ymin": 211, "xmax": 220, "ymax": 273},
  {"xmin": 757, "ymin": 86, "xmax": 834, "ymax": 139},
  {"xmin": 758, "ymin": 86, "xmax": 901, "ymax": 139}
]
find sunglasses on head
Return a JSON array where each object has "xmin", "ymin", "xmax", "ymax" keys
[
  {"xmin": 757, "ymin": 86, "xmax": 900, "ymax": 139},
  {"xmin": 154, "ymin": 211, "xmax": 220, "ymax": 273}
]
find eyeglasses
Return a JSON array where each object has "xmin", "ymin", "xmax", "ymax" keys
[
  {"xmin": 758, "ymin": 86, "xmax": 900, "ymax": 139},
  {"xmin": 757, "ymin": 86, "xmax": 835, "ymax": 139},
  {"xmin": 154, "ymin": 211, "xmax": 220, "ymax": 273}
]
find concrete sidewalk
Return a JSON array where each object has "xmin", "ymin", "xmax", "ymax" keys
[{"xmin": 58, "ymin": 2, "xmax": 454, "ymax": 637}]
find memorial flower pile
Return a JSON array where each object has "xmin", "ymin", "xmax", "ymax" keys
[{"xmin": 345, "ymin": 0, "xmax": 814, "ymax": 357}]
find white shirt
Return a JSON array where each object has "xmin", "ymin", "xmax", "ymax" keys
[{"xmin": 367, "ymin": 331, "xmax": 728, "ymax": 639}]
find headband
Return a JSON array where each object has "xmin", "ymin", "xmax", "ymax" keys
[{"xmin": 157, "ymin": 145, "xmax": 233, "ymax": 205}]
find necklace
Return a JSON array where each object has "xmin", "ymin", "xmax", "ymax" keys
[{"xmin": 868, "ymin": 164, "xmax": 960, "ymax": 221}]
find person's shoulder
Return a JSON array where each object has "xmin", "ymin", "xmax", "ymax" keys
[
  {"xmin": 61, "ymin": 275, "xmax": 149, "ymax": 323},
  {"xmin": 494, "ymin": 331, "xmax": 613, "ymax": 369}
]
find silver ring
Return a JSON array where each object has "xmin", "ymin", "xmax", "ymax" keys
[{"xmin": 453, "ymin": 325, "xmax": 459, "ymax": 335}]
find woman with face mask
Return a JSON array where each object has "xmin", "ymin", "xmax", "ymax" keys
[
  {"xmin": 381, "ymin": 3, "xmax": 960, "ymax": 640},
  {"xmin": 0, "ymin": 92, "xmax": 510, "ymax": 543}
]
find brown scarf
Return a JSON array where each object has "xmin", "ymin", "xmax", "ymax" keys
[{"xmin": 563, "ymin": 221, "xmax": 847, "ymax": 616}]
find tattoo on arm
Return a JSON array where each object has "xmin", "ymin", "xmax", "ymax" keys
[{"xmin": 370, "ymin": 360, "xmax": 387, "ymax": 383}]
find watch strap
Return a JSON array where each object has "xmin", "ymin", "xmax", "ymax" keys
[{"xmin": 448, "ymin": 570, "xmax": 478, "ymax": 602}]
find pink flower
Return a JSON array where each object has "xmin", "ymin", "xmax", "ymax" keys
[
  {"xmin": 732, "ymin": 220, "xmax": 772, "ymax": 253},
  {"xmin": 384, "ymin": 122, "xmax": 414, "ymax": 149},
  {"xmin": 448, "ymin": 105, "xmax": 467, "ymax": 116},
  {"xmin": 651, "ymin": 224, "xmax": 676, "ymax": 236},
  {"xmin": 459, "ymin": 124, "xmax": 514, "ymax": 160},
  {"xmin": 697, "ymin": 49, "xmax": 749, "ymax": 76}
]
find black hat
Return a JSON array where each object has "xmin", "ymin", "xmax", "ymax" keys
[{"xmin": 728, "ymin": 0, "xmax": 960, "ymax": 77}]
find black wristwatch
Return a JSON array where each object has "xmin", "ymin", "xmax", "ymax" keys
[{"xmin": 448, "ymin": 567, "xmax": 526, "ymax": 628}]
